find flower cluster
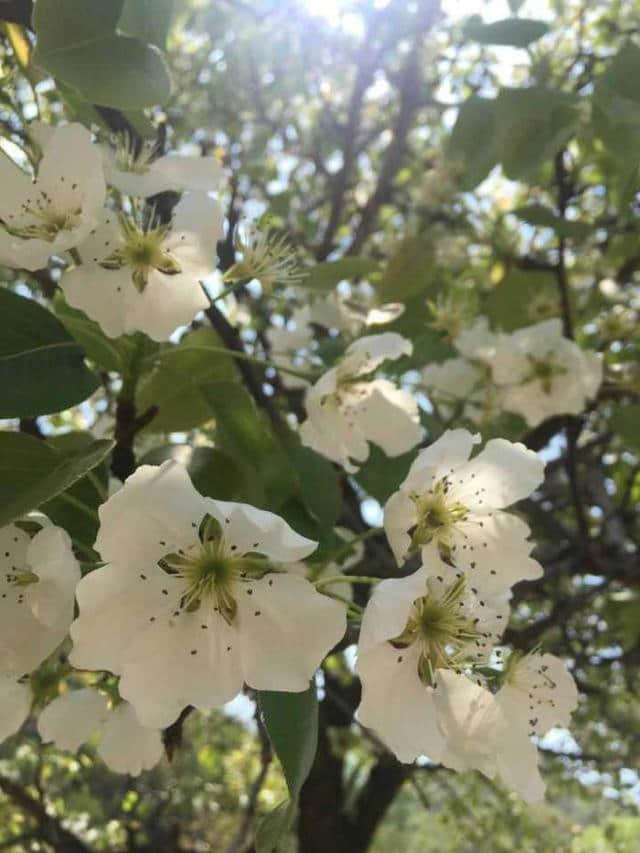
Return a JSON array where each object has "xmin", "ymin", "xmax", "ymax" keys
[
  {"xmin": 422, "ymin": 317, "xmax": 602, "ymax": 427},
  {"xmin": 0, "ymin": 123, "xmax": 223, "ymax": 341},
  {"xmin": 357, "ymin": 429, "xmax": 578, "ymax": 801}
]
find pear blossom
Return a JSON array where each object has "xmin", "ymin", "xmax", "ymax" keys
[
  {"xmin": 489, "ymin": 319, "xmax": 603, "ymax": 427},
  {"xmin": 0, "ymin": 123, "xmax": 105, "ymax": 270},
  {"xmin": 103, "ymin": 133, "xmax": 222, "ymax": 197},
  {"xmin": 0, "ymin": 677, "xmax": 31, "ymax": 743},
  {"xmin": 38, "ymin": 687, "xmax": 163, "ymax": 776},
  {"xmin": 0, "ymin": 522, "xmax": 80, "ymax": 676},
  {"xmin": 356, "ymin": 561, "xmax": 509, "ymax": 763},
  {"xmin": 383, "ymin": 430, "xmax": 545, "ymax": 598},
  {"xmin": 497, "ymin": 651, "xmax": 578, "ymax": 736},
  {"xmin": 421, "ymin": 358, "xmax": 503, "ymax": 425},
  {"xmin": 300, "ymin": 333, "xmax": 424, "ymax": 472},
  {"xmin": 434, "ymin": 670, "xmax": 546, "ymax": 802},
  {"xmin": 70, "ymin": 462, "xmax": 346, "ymax": 728},
  {"xmin": 60, "ymin": 192, "xmax": 223, "ymax": 340},
  {"xmin": 453, "ymin": 315, "xmax": 501, "ymax": 362}
]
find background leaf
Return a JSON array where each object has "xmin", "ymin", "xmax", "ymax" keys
[{"xmin": 0, "ymin": 289, "xmax": 99, "ymax": 417}]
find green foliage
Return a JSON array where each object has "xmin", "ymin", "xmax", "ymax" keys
[
  {"xmin": 301, "ymin": 258, "xmax": 379, "ymax": 290},
  {"xmin": 486, "ymin": 268, "xmax": 559, "ymax": 331},
  {"xmin": 0, "ymin": 288, "xmax": 99, "ymax": 417},
  {"xmin": 463, "ymin": 16, "xmax": 549, "ymax": 48},
  {"xmin": 0, "ymin": 432, "xmax": 113, "ymax": 528},
  {"xmin": 136, "ymin": 328, "xmax": 236, "ymax": 432},
  {"xmin": 118, "ymin": 0, "xmax": 174, "ymax": 49},
  {"xmin": 257, "ymin": 686, "xmax": 319, "ymax": 851},
  {"xmin": 54, "ymin": 295, "xmax": 132, "ymax": 374},
  {"xmin": 32, "ymin": 0, "xmax": 171, "ymax": 109},
  {"xmin": 379, "ymin": 235, "xmax": 437, "ymax": 302}
]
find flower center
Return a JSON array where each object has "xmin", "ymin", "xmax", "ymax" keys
[
  {"xmin": 525, "ymin": 354, "xmax": 567, "ymax": 393},
  {"xmin": 410, "ymin": 481, "xmax": 468, "ymax": 549},
  {"xmin": 113, "ymin": 133, "xmax": 156, "ymax": 175},
  {"xmin": 4, "ymin": 189, "xmax": 81, "ymax": 242},
  {"xmin": 391, "ymin": 576, "xmax": 486, "ymax": 686},
  {"xmin": 100, "ymin": 220, "xmax": 181, "ymax": 292},
  {"xmin": 158, "ymin": 515, "xmax": 269, "ymax": 624}
]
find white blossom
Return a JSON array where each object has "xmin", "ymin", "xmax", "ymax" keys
[
  {"xmin": 0, "ymin": 677, "xmax": 31, "ymax": 743},
  {"xmin": 103, "ymin": 133, "xmax": 222, "ymax": 197},
  {"xmin": 421, "ymin": 358, "xmax": 503, "ymax": 425},
  {"xmin": 490, "ymin": 319, "xmax": 603, "ymax": 427},
  {"xmin": 60, "ymin": 192, "xmax": 223, "ymax": 340},
  {"xmin": 38, "ymin": 687, "xmax": 163, "ymax": 776},
  {"xmin": 0, "ymin": 123, "xmax": 105, "ymax": 270},
  {"xmin": 383, "ymin": 430, "xmax": 544, "ymax": 599},
  {"xmin": 300, "ymin": 333, "xmax": 424, "ymax": 472},
  {"xmin": 434, "ymin": 669, "xmax": 546, "ymax": 803},
  {"xmin": 70, "ymin": 462, "xmax": 346, "ymax": 728},
  {"xmin": 497, "ymin": 651, "xmax": 579, "ymax": 736},
  {"xmin": 356, "ymin": 561, "xmax": 509, "ymax": 763},
  {"xmin": 0, "ymin": 522, "xmax": 80, "ymax": 676},
  {"xmin": 226, "ymin": 224, "xmax": 305, "ymax": 290}
]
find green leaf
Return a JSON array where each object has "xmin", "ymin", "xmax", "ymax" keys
[
  {"xmin": 136, "ymin": 328, "xmax": 236, "ymax": 432},
  {"xmin": 255, "ymin": 800, "xmax": 295, "ymax": 853},
  {"xmin": 448, "ymin": 95, "xmax": 499, "ymax": 189},
  {"xmin": 592, "ymin": 42, "xmax": 640, "ymax": 160},
  {"xmin": 378, "ymin": 235, "xmax": 438, "ymax": 302},
  {"xmin": 259, "ymin": 686, "xmax": 318, "ymax": 798},
  {"xmin": 284, "ymin": 440, "xmax": 342, "ymax": 529},
  {"xmin": 512, "ymin": 204, "xmax": 591, "ymax": 240},
  {"xmin": 486, "ymin": 268, "xmax": 559, "ymax": 331},
  {"xmin": 463, "ymin": 16, "xmax": 549, "ymax": 48},
  {"xmin": 0, "ymin": 289, "xmax": 99, "ymax": 417},
  {"xmin": 140, "ymin": 444, "xmax": 264, "ymax": 505},
  {"xmin": 54, "ymin": 295, "xmax": 125, "ymax": 373},
  {"xmin": 118, "ymin": 0, "xmax": 174, "ymax": 48},
  {"xmin": 301, "ymin": 258, "xmax": 378, "ymax": 291},
  {"xmin": 356, "ymin": 444, "xmax": 415, "ymax": 503},
  {"xmin": 199, "ymin": 381, "xmax": 298, "ymax": 509},
  {"xmin": 32, "ymin": 0, "xmax": 171, "ymax": 110},
  {"xmin": 41, "ymin": 433, "xmax": 109, "ymax": 555},
  {"xmin": 493, "ymin": 87, "xmax": 581, "ymax": 180},
  {"xmin": 611, "ymin": 404, "xmax": 640, "ymax": 453},
  {"xmin": 0, "ymin": 432, "xmax": 114, "ymax": 528}
]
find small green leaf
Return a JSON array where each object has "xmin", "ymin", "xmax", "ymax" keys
[
  {"xmin": 301, "ymin": 258, "xmax": 378, "ymax": 291},
  {"xmin": 199, "ymin": 381, "xmax": 298, "ymax": 510},
  {"xmin": 32, "ymin": 0, "xmax": 171, "ymax": 109},
  {"xmin": 0, "ymin": 433, "xmax": 114, "ymax": 528},
  {"xmin": 41, "ymin": 433, "xmax": 110, "ymax": 555},
  {"xmin": 611, "ymin": 404, "xmax": 640, "ymax": 453},
  {"xmin": 486, "ymin": 268, "xmax": 559, "ymax": 331},
  {"xmin": 54, "ymin": 295, "xmax": 125, "ymax": 373},
  {"xmin": 356, "ymin": 444, "xmax": 415, "ymax": 503},
  {"xmin": 448, "ymin": 95, "xmax": 499, "ymax": 189},
  {"xmin": 136, "ymin": 328, "xmax": 236, "ymax": 432},
  {"xmin": 378, "ymin": 235, "xmax": 437, "ymax": 302},
  {"xmin": 284, "ymin": 440, "xmax": 342, "ymax": 529},
  {"xmin": 464, "ymin": 16, "xmax": 549, "ymax": 48},
  {"xmin": 0, "ymin": 289, "xmax": 99, "ymax": 417},
  {"xmin": 512, "ymin": 204, "xmax": 590, "ymax": 240},
  {"xmin": 259, "ymin": 686, "xmax": 318, "ymax": 799}
]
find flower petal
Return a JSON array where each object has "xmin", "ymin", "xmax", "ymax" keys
[{"xmin": 38, "ymin": 687, "xmax": 109, "ymax": 752}]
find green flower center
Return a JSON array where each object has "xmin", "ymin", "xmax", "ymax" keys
[
  {"xmin": 158, "ymin": 515, "xmax": 269, "ymax": 624},
  {"xmin": 525, "ymin": 354, "xmax": 567, "ymax": 394},
  {"xmin": 101, "ymin": 220, "xmax": 181, "ymax": 292},
  {"xmin": 410, "ymin": 481, "xmax": 468, "ymax": 549},
  {"xmin": 5, "ymin": 191, "xmax": 81, "ymax": 242},
  {"xmin": 391, "ymin": 576, "xmax": 486, "ymax": 686}
]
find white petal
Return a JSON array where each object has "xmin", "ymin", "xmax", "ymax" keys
[
  {"xmin": 37, "ymin": 124, "xmax": 104, "ymax": 213},
  {"xmin": 95, "ymin": 462, "xmax": 206, "ymax": 567},
  {"xmin": 207, "ymin": 500, "xmax": 318, "ymax": 562},
  {"xmin": 70, "ymin": 562, "xmax": 179, "ymax": 674},
  {"xmin": 0, "ymin": 677, "xmax": 31, "ymax": 742},
  {"xmin": 118, "ymin": 609, "xmax": 243, "ymax": 728},
  {"xmin": 383, "ymin": 490, "xmax": 416, "ymax": 566},
  {"xmin": 356, "ymin": 643, "xmax": 444, "ymax": 763},
  {"xmin": 38, "ymin": 687, "xmax": 109, "ymax": 752},
  {"xmin": 26, "ymin": 525, "xmax": 80, "ymax": 630},
  {"xmin": 354, "ymin": 380, "xmax": 424, "ymax": 457},
  {"xmin": 358, "ymin": 566, "xmax": 428, "ymax": 653},
  {"xmin": 105, "ymin": 153, "xmax": 221, "ymax": 197},
  {"xmin": 401, "ymin": 429, "xmax": 479, "ymax": 493},
  {"xmin": 451, "ymin": 439, "xmax": 545, "ymax": 510},
  {"xmin": 343, "ymin": 332, "xmax": 412, "ymax": 376},
  {"xmin": 98, "ymin": 703, "xmax": 163, "ymax": 775},
  {"xmin": 126, "ymin": 267, "xmax": 210, "ymax": 341},
  {"xmin": 165, "ymin": 192, "xmax": 224, "ymax": 272},
  {"xmin": 235, "ymin": 573, "xmax": 346, "ymax": 691},
  {"xmin": 498, "ymin": 653, "xmax": 578, "ymax": 736}
]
